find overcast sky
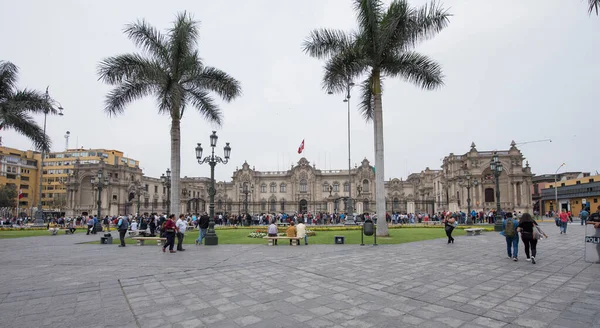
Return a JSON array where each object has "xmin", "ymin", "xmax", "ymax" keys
[{"xmin": 1, "ymin": 0, "xmax": 598, "ymax": 182}]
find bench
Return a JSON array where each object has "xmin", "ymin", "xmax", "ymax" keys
[
  {"xmin": 262, "ymin": 236, "xmax": 302, "ymax": 246},
  {"xmin": 277, "ymin": 223, "xmax": 290, "ymax": 227},
  {"xmin": 465, "ymin": 228, "xmax": 484, "ymax": 236},
  {"xmin": 132, "ymin": 237, "xmax": 167, "ymax": 246}
]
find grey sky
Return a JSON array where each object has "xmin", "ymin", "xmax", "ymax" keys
[{"xmin": 1, "ymin": 0, "xmax": 598, "ymax": 182}]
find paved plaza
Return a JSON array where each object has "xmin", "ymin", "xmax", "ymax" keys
[{"xmin": 0, "ymin": 223, "xmax": 598, "ymax": 328}]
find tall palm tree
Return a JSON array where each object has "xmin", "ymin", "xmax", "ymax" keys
[
  {"xmin": 589, "ymin": 0, "xmax": 599, "ymax": 15},
  {"xmin": 98, "ymin": 12, "xmax": 241, "ymax": 215},
  {"xmin": 303, "ymin": 0, "xmax": 450, "ymax": 235},
  {"xmin": 0, "ymin": 61, "xmax": 55, "ymax": 151}
]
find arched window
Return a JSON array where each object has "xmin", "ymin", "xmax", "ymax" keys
[
  {"xmin": 344, "ymin": 182, "xmax": 350, "ymax": 192},
  {"xmin": 144, "ymin": 198, "xmax": 149, "ymax": 208},
  {"xmin": 280, "ymin": 183, "xmax": 286, "ymax": 193},
  {"xmin": 363, "ymin": 199, "xmax": 370, "ymax": 212},
  {"xmin": 362, "ymin": 180, "xmax": 369, "ymax": 192},
  {"xmin": 261, "ymin": 200, "xmax": 267, "ymax": 211},
  {"xmin": 280, "ymin": 199, "xmax": 285, "ymax": 211},
  {"xmin": 217, "ymin": 199, "xmax": 223, "ymax": 209},
  {"xmin": 299, "ymin": 180, "xmax": 307, "ymax": 193},
  {"xmin": 269, "ymin": 199, "xmax": 276, "ymax": 212},
  {"xmin": 322, "ymin": 183, "xmax": 329, "ymax": 192},
  {"xmin": 270, "ymin": 183, "xmax": 276, "ymax": 193},
  {"xmin": 333, "ymin": 183, "xmax": 339, "ymax": 192},
  {"xmin": 260, "ymin": 184, "xmax": 267, "ymax": 193},
  {"xmin": 393, "ymin": 197, "xmax": 399, "ymax": 209},
  {"xmin": 485, "ymin": 188, "xmax": 495, "ymax": 202},
  {"xmin": 227, "ymin": 202, "xmax": 232, "ymax": 211}
]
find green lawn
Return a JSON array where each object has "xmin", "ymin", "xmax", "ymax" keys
[
  {"xmin": 88, "ymin": 227, "xmax": 465, "ymax": 245},
  {"xmin": 0, "ymin": 229, "xmax": 82, "ymax": 239}
]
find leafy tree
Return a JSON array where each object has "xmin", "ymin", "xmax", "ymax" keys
[
  {"xmin": 303, "ymin": 0, "xmax": 450, "ymax": 235},
  {"xmin": 98, "ymin": 12, "xmax": 242, "ymax": 215},
  {"xmin": 0, "ymin": 61, "xmax": 57, "ymax": 152},
  {"xmin": 0, "ymin": 184, "xmax": 18, "ymax": 208}
]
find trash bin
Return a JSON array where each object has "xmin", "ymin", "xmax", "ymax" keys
[
  {"xmin": 101, "ymin": 236, "xmax": 113, "ymax": 244},
  {"xmin": 584, "ymin": 224, "xmax": 600, "ymax": 263},
  {"xmin": 334, "ymin": 236, "xmax": 345, "ymax": 244}
]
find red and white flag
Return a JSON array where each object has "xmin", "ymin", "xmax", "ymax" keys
[
  {"xmin": 18, "ymin": 190, "xmax": 24, "ymax": 199},
  {"xmin": 297, "ymin": 139, "xmax": 305, "ymax": 154}
]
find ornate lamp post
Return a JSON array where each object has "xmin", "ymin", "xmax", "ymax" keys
[
  {"xmin": 239, "ymin": 182, "xmax": 254, "ymax": 226},
  {"xmin": 490, "ymin": 153, "xmax": 504, "ymax": 231},
  {"xmin": 554, "ymin": 163, "xmax": 566, "ymax": 215},
  {"xmin": 195, "ymin": 131, "xmax": 231, "ymax": 245},
  {"xmin": 135, "ymin": 181, "xmax": 146, "ymax": 216},
  {"xmin": 35, "ymin": 87, "xmax": 64, "ymax": 224},
  {"xmin": 458, "ymin": 170, "xmax": 479, "ymax": 225},
  {"xmin": 91, "ymin": 169, "xmax": 109, "ymax": 219},
  {"xmin": 160, "ymin": 168, "xmax": 171, "ymax": 214}
]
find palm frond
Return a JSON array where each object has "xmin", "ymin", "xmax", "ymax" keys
[
  {"xmin": 168, "ymin": 11, "xmax": 200, "ymax": 77},
  {"xmin": 97, "ymin": 54, "xmax": 162, "ymax": 85},
  {"xmin": 185, "ymin": 87, "xmax": 223, "ymax": 125},
  {"xmin": 6, "ymin": 89, "xmax": 55, "ymax": 114},
  {"xmin": 322, "ymin": 48, "xmax": 368, "ymax": 94},
  {"xmin": 590, "ymin": 0, "xmax": 600, "ymax": 15},
  {"xmin": 354, "ymin": 0, "xmax": 384, "ymax": 51},
  {"xmin": 0, "ymin": 61, "xmax": 18, "ymax": 99},
  {"xmin": 187, "ymin": 66, "xmax": 242, "ymax": 102},
  {"xmin": 104, "ymin": 81, "xmax": 154, "ymax": 116},
  {"xmin": 302, "ymin": 28, "xmax": 354, "ymax": 59},
  {"xmin": 382, "ymin": 51, "xmax": 444, "ymax": 90},
  {"xmin": 124, "ymin": 19, "xmax": 170, "ymax": 61},
  {"xmin": 0, "ymin": 109, "xmax": 50, "ymax": 151},
  {"xmin": 357, "ymin": 75, "xmax": 375, "ymax": 121},
  {"xmin": 406, "ymin": 1, "xmax": 451, "ymax": 47}
]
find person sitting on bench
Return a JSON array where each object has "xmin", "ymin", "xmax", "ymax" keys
[
  {"xmin": 48, "ymin": 221, "xmax": 59, "ymax": 235},
  {"xmin": 67, "ymin": 221, "xmax": 76, "ymax": 234},
  {"xmin": 285, "ymin": 221, "xmax": 297, "ymax": 245},
  {"xmin": 267, "ymin": 220, "xmax": 278, "ymax": 245}
]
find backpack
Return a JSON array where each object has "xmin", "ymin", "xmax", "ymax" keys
[{"xmin": 505, "ymin": 219, "xmax": 515, "ymax": 237}]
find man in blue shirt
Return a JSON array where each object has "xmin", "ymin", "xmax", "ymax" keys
[
  {"xmin": 503, "ymin": 212, "xmax": 520, "ymax": 261},
  {"xmin": 580, "ymin": 207, "xmax": 590, "ymax": 225}
]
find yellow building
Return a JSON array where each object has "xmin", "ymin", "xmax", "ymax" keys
[
  {"xmin": 42, "ymin": 149, "xmax": 139, "ymax": 211},
  {"xmin": 0, "ymin": 146, "xmax": 40, "ymax": 214},
  {"xmin": 541, "ymin": 174, "xmax": 600, "ymax": 216}
]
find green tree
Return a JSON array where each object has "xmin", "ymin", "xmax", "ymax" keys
[
  {"xmin": 98, "ymin": 12, "xmax": 242, "ymax": 215},
  {"xmin": 0, "ymin": 61, "xmax": 56, "ymax": 151},
  {"xmin": 0, "ymin": 184, "xmax": 18, "ymax": 208},
  {"xmin": 589, "ymin": 0, "xmax": 599, "ymax": 15},
  {"xmin": 303, "ymin": 0, "xmax": 450, "ymax": 235}
]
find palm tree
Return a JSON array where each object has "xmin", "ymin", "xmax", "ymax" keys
[
  {"xmin": 589, "ymin": 0, "xmax": 599, "ymax": 15},
  {"xmin": 0, "ymin": 61, "xmax": 55, "ymax": 151},
  {"xmin": 98, "ymin": 12, "xmax": 241, "ymax": 215},
  {"xmin": 303, "ymin": 0, "xmax": 450, "ymax": 235}
]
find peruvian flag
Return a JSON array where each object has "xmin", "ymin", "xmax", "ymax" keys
[
  {"xmin": 18, "ymin": 189, "xmax": 24, "ymax": 199},
  {"xmin": 297, "ymin": 139, "xmax": 305, "ymax": 154}
]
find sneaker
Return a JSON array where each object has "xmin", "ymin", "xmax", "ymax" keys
[
  {"xmin": 513, "ymin": 257, "xmax": 518, "ymax": 262},
  {"xmin": 531, "ymin": 257, "xmax": 536, "ymax": 264},
  {"xmin": 507, "ymin": 256, "xmax": 512, "ymax": 259},
  {"xmin": 526, "ymin": 258, "xmax": 531, "ymax": 261}
]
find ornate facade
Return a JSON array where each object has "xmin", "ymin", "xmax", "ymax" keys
[{"xmin": 64, "ymin": 142, "xmax": 533, "ymax": 217}]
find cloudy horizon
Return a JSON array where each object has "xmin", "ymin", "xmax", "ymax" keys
[{"xmin": 1, "ymin": 0, "xmax": 598, "ymax": 182}]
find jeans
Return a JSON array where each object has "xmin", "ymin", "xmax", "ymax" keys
[
  {"xmin": 506, "ymin": 236, "xmax": 519, "ymax": 258},
  {"xmin": 119, "ymin": 229, "xmax": 127, "ymax": 246},
  {"xmin": 196, "ymin": 228, "xmax": 207, "ymax": 244},
  {"xmin": 581, "ymin": 218, "xmax": 587, "ymax": 225},
  {"xmin": 560, "ymin": 221, "xmax": 568, "ymax": 233},
  {"xmin": 304, "ymin": 235, "xmax": 308, "ymax": 245},
  {"xmin": 176, "ymin": 232, "xmax": 185, "ymax": 250}
]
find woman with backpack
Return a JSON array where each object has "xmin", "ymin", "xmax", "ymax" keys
[{"xmin": 517, "ymin": 213, "xmax": 546, "ymax": 264}]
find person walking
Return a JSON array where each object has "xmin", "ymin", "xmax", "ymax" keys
[
  {"xmin": 559, "ymin": 209, "xmax": 569, "ymax": 234},
  {"xmin": 162, "ymin": 214, "xmax": 177, "ymax": 253},
  {"xmin": 117, "ymin": 215, "xmax": 129, "ymax": 247},
  {"xmin": 517, "ymin": 213, "xmax": 546, "ymax": 264},
  {"xmin": 443, "ymin": 214, "xmax": 455, "ymax": 244},
  {"xmin": 503, "ymin": 212, "xmax": 519, "ymax": 261},
  {"xmin": 176, "ymin": 214, "xmax": 187, "ymax": 251},
  {"xmin": 580, "ymin": 207, "xmax": 590, "ymax": 226},
  {"xmin": 195, "ymin": 212, "xmax": 209, "ymax": 245}
]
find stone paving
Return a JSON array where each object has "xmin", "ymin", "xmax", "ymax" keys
[{"xmin": 0, "ymin": 222, "xmax": 598, "ymax": 328}]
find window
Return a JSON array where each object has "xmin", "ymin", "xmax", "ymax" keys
[
  {"xmin": 154, "ymin": 186, "xmax": 158, "ymax": 193},
  {"xmin": 323, "ymin": 183, "xmax": 329, "ymax": 192},
  {"xmin": 144, "ymin": 198, "xmax": 149, "ymax": 207},
  {"xmin": 484, "ymin": 188, "xmax": 495, "ymax": 202},
  {"xmin": 261, "ymin": 184, "xmax": 267, "ymax": 193},
  {"xmin": 145, "ymin": 184, "xmax": 149, "ymax": 192},
  {"xmin": 270, "ymin": 183, "xmax": 276, "ymax": 193},
  {"xmin": 561, "ymin": 183, "xmax": 565, "ymax": 187},
  {"xmin": 21, "ymin": 193, "xmax": 28, "ymax": 198},
  {"xmin": 280, "ymin": 183, "xmax": 286, "ymax": 193},
  {"xmin": 113, "ymin": 195, "xmax": 118, "ymax": 201},
  {"xmin": 362, "ymin": 180, "xmax": 369, "ymax": 192},
  {"xmin": 21, "ymin": 185, "xmax": 29, "ymax": 189},
  {"xmin": 163, "ymin": 187, "xmax": 166, "ymax": 194},
  {"xmin": 6, "ymin": 174, "xmax": 16, "ymax": 179},
  {"xmin": 590, "ymin": 179, "xmax": 595, "ymax": 183},
  {"xmin": 269, "ymin": 199, "xmax": 276, "ymax": 212},
  {"xmin": 333, "ymin": 183, "xmax": 339, "ymax": 192},
  {"xmin": 393, "ymin": 198, "xmax": 399, "ymax": 209},
  {"xmin": 363, "ymin": 199, "xmax": 369, "ymax": 212},
  {"xmin": 576, "ymin": 181, "xmax": 581, "ymax": 185},
  {"xmin": 280, "ymin": 199, "xmax": 285, "ymax": 211},
  {"xmin": 299, "ymin": 180, "xmax": 307, "ymax": 193},
  {"xmin": 595, "ymin": 198, "xmax": 598, "ymax": 203},
  {"xmin": 217, "ymin": 200, "xmax": 223, "ymax": 209},
  {"xmin": 344, "ymin": 182, "xmax": 349, "ymax": 192},
  {"xmin": 261, "ymin": 200, "xmax": 267, "ymax": 211}
]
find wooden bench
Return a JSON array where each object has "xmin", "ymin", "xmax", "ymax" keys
[
  {"xmin": 465, "ymin": 228, "xmax": 484, "ymax": 236},
  {"xmin": 262, "ymin": 236, "xmax": 302, "ymax": 246},
  {"xmin": 132, "ymin": 237, "xmax": 167, "ymax": 246}
]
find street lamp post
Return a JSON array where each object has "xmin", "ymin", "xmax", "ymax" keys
[
  {"xmin": 329, "ymin": 80, "xmax": 355, "ymax": 224},
  {"xmin": 458, "ymin": 171, "xmax": 479, "ymax": 225},
  {"xmin": 195, "ymin": 131, "xmax": 231, "ymax": 245},
  {"xmin": 554, "ymin": 163, "xmax": 566, "ymax": 216},
  {"xmin": 490, "ymin": 153, "xmax": 504, "ymax": 231},
  {"xmin": 240, "ymin": 183, "xmax": 254, "ymax": 226},
  {"xmin": 160, "ymin": 169, "xmax": 171, "ymax": 214},
  {"xmin": 91, "ymin": 169, "xmax": 109, "ymax": 219},
  {"xmin": 35, "ymin": 87, "xmax": 64, "ymax": 224}
]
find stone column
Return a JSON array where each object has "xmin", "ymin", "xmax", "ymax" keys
[
  {"xmin": 478, "ymin": 183, "xmax": 483, "ymax": 208},
  {"xmin": 512, "ymin": 182, "xmax": 518, "ymax": 209}
]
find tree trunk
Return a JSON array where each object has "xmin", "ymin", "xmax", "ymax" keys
[
  {"xmin": 373, "ymin": 71, "xmax": 388, "ymax": 236},
  {"xmin": 170, "ymin": 117, "xmax": 181, "ymax": 216}
]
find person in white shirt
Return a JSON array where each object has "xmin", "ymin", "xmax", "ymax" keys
[
  {"xmin": 176, "ymin": 214, "xmax": 188, "ymax": 251},
  {"xmin": 130, "ymin": 219, "xmax": 138, "ymax": 232},
  {"xmin": 296, "ymin": 219, "xmax": 308, "ymax": 245}
]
